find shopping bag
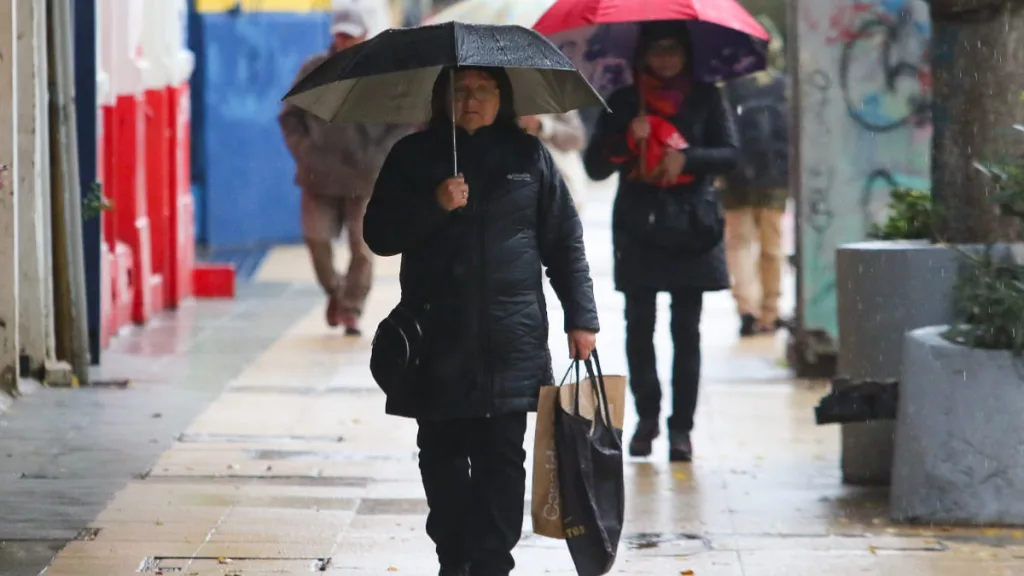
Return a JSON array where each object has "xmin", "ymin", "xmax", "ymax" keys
[
  {"xmin": 555, "ymin": 350, "xmax": 625, "ymax": 576},
  {"xmin": 532, "ymin": 383, "xmax": 565, "ymax": 539},
  {"xmin": 531, "ymin": 359, "xmax": 626, "ymax": 540}
]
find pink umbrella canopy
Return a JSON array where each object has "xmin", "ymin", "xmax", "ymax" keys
[{"xmin": 534, "ymin": 0, "xmax": 770, "ymax": 90}]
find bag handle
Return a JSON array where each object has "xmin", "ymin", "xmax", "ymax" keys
[
  {"xmin": 558, "ymin": 361, "xmax": 578, "ymax": 387},
  {"xmin": 556, "ymin": 351, "xmax": 612, "ymax": 423},
  {"xmin": 582, "ymin": 349, "xmax": 615, "ymax": 429},
  {"xmin": 557, "ymin": 359, "xmax": 587, "ymax": 417}
]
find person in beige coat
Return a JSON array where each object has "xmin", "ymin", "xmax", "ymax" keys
[
  {"xmin": 278, "ymin": 6, "xmax": 409, "ymax": 334},
  {"xmin": 519, "ymin": 111, "xmax": 589, "ymax": 213}
]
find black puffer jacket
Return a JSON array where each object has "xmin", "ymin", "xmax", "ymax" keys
[
  {"xmin": 364, "ymin": 124, "xmax": 600, "ymax": 420},
  {"xmin": 585, "ymin": 83, "xmax": 739, "ymax": 293}
]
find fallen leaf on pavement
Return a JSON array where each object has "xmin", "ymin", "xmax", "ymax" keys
[
  {"xmin": 673, "ymin": 471, "xmax": 688, "ymax": 480},
  {"xmin": 681, "ymin": 571, "xmax": 695, "ymax": 575},
  {"xmin": 868, "ymin": 546, "xmax": 878, "ymax": 555},
  {"xmin": 387, "ymin": 568, "xmax": 398, "ymax": 572},
  {"xmin": 218, "ymin": 557, "xmax": 232, "ymax": 564}
]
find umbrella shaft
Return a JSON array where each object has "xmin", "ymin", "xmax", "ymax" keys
[{"xmin": 451, "ymin": 68, "xmax": 458, "ymax": 176}]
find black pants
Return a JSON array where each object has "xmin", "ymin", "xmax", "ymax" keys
[
  {"xmin": 417, "ymin": 413, "xmax": 528, "ymax": 576},
  {"xmin": 624, "ymin": 290, "xmax": 704, "ymax": 433}
]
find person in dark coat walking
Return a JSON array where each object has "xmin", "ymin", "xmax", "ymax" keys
[
  {"xmin": 278, "ymin": 6, "xmax": 410, "ymax": 335},
  {"xmin": 584, "ymin": 22, "xmax": 739, "ymax": 462},
  {"xmin": 721, "ymin": 18, "xmax": 790, "ymax": 337},
  {"xmin": 364, "ymin": 66, "xmax": 600, "ymax": 576}
]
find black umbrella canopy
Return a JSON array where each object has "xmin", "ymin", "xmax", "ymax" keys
[{"xmin": 283, "ymin": 21, "xmax": 606, "ymax": 124}]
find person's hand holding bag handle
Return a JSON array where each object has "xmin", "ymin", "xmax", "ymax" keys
[
  {"xmin": 435, "ymin": 173, "xmax": 469, "ymax": 211},
  {"xmin": 568, "ymin": 329, "xmax": 597, "ymax": 360}
]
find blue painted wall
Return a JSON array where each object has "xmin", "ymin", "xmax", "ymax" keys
[
  {"xmin": 73, "ymin": 0, "xmax": 102, "ymax": 362},
  {"xmin": 192, "ymin": 11, "xmax": 331, "ymax": 249}
]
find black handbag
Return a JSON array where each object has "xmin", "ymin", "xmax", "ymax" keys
[
  {"xmin": 622, "ymin": 185, "xmax": 724, "ymax": 256},
  {"xmin": 369, "ymin": 230, "xmax": 461, "ymax": 396},
  {"xmin": 369, "ymin": 300, "xmax": 431, "ymax": 396},
  {"xmin": 555, "ymin": 350, "xmax": 625, "ymax": 576}
]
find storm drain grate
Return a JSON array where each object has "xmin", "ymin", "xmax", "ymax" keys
[
  {"xmin": 74, "ymin": 528, "xmax": 101, "ymax": 541},
  {"xmin": 625, "ymin": 532, "xmax": 712, "ymax": 551},
  {"xmin": 139, "ymin": 556, "xmax": 332, "ymax": 572},
  {"xmin": 18, "ymin": 473, "xmax": 59, "ymax": 480},
  {"xmin": 137, "ymin": 474, "xmax": 370, "ymax": 487},
  {"xmin": 176, "ymin": 433, "xmax": 344, "ymax": 444},
  {"xmin": 249, "ymin": 449, "xmax": 416, "ymax": 462}
]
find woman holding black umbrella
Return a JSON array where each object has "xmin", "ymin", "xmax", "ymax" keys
[
  {"xmin": 283, "ymin": 23, "xmax": 605, "ymax": 573},
  {"xmin": 584, "ymin": 22, "xmax": 740, "ymax": 462},
  {"xmin": 365, "ymin": 66, "xmax": 600, "ymax": 576}
]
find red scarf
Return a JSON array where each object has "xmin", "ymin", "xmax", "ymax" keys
[
  {"xmin": 638, "ymin": 71, "xmax": 692, "ymax": 118},
  {"xmin": 623, "ymin": 71, "xmax": 694, "ymax": 186}
]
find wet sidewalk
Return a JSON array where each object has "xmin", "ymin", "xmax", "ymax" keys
[{"xmin": 9, "ymin": 186, "xmax": 1024, "ymax": 575}]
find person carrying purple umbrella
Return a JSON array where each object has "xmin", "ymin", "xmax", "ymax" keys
[{"xmin": 584, "ymin": 21, "xmax": 740, "ymax": 462}]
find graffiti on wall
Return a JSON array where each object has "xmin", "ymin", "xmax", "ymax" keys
[{"xmin": 798, "ymin": 0, "xmax": 932, "ymax": 336}]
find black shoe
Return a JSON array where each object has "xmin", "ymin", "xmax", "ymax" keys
[
  {"xmin": 629, "ymin": 418, "xmax": 661, "ymax": 457},
  {"xmin": 440, "ymin": 564, "xmax": 469, "ymax": 576},
  {"xmin": 669, "ymin": 431, "xmax": 693, "ymax": 462},
  {"xmin": 739, "ymin": 313, "xmax": 759, "ymax": 337}
]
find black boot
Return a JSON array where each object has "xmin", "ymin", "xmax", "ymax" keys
[
  {"xmin": 669, "ymin": 431, "xmax": 693, "ymax": 462},
  {"xmin": 629, "ymin": 418, "xmax": 660, "ymax": 457},
  {"xmin": 739, "ymin": 313, "xmax": 759, "ymax": 337},
  {"xmin": 440, "ymin": 564, "xmax": 469, "ymax": 576}
]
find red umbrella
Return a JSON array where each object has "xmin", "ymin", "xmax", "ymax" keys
[
  {"xmin": 533, "ymin": 0, "xmax": 770, "ymax": 87},
  {"xmin": 535, "ymin": 0, "xmax": 768, "ymax": 38}
]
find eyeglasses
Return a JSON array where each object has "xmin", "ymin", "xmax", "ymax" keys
[
  {"xmin": 648, "ymin": 42, "xmax": 684, "ymax": 56},
  {"xmin": 453, "ymin": 86, "xmax": 499, "ymax": 103}
]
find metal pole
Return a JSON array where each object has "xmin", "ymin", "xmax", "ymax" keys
[
  {"xmin": 49, "ymin": 0, "xmax": 90, "ymax": 384},
  {"xmin": 36, "ymin": 0, "xmax": 55, "ymax": 359},
  {"xmin": 788, "ymin": 0, "xmax": 804, "ymax": 339},
  {"xmin": 450, "ymin": 67, "xmax": 457, "ymax": 176}
]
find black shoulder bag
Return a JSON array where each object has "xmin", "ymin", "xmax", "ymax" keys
[{"xmin": 369, "ymin": 236, "xmax": 459, "ymax": 397}]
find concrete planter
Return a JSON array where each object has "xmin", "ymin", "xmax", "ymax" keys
[
  {"xmin": 834, "ymin": 241, "xmax": 959, "ymax": 485},
  {"xmin": 891, "ymin": 326, "xmax": 1024, "ymax": 525}
]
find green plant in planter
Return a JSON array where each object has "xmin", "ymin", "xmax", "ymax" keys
[
  {"xmin": 868, "ymin": 187, "xmax": 937, "ymax": 241},
  {"xmin": 946, "ymin": 128, "xmax": 1024, "ymax": 355},
  {"xmin": 945, "ymin": 248, "xmax": 1024, "ymax": 355}
]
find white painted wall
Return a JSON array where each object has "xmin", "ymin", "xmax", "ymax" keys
[{"xmin": 16, "ymin": 0, "xmax": 52, "ymax": 375}]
